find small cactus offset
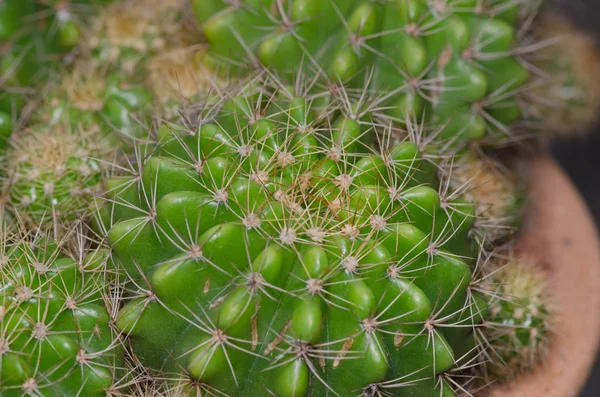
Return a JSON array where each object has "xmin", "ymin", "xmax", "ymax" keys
[
  {"xmin": 194, "ymin": 0, "xmax": 548, "ymax": 143},
  {"xmin": 0, "ymin": 219, "xmax": 125, "ymax": 396},
  {"xmin": 482, "ymin": 250, "xmax": 551, "ymax": 380},
  {"xmin": 0, "ymin": 61, "xmax": 154, "ymax": 226},
  {"xmin": 101, "ymin": 77, "xmax": 498, "ymax": 396}
]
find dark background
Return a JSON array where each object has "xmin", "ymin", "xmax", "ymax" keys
[{"xmin": 551, "ymin": 0, "xmax": 600, "ymax": 395}]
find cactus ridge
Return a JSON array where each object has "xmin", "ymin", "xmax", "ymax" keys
[{"xmin": 98, "ymin": 75, "xmax": 506, "ymax": 397}]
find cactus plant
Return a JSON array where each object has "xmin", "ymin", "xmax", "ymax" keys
[
  {"xmin": 0, "ymin": 218, "xmax": 125, "ymax": 397},
  {"xmin": 447, "ymin": 151, "xmax": 521, "ymax": 246},
  {"xmin": 0, "ymin": 0, "xmax": 111, "ymax": 142},
  {"xmin": 98, "ymin": 76, "xmax": 505, "ymax": 396},
  {"xmin": 0, "ymin": 56, "xmax": 155, "ymax": 226},
  {"xmin": 480, "ymin": 249, "xmax": 550, "ymax": 380},
  {"xmin": 194, "ymin": 0, "xmax": 548, "ymax": 143},
  {"xmin": 527, "ymin": 11, "xmax": 600, "ymax": 134},
  {"xmin": 1, "ymin": 121, "xmax": 117, "ymax": 226}
]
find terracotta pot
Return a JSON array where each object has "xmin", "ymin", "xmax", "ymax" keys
[{"xmin": 487, "ymin": 157, "xmax": 600, "ymax": 397}]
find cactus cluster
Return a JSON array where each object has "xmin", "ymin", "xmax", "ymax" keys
[
  {"xmin": 2, "ymin": 121, "xmax": 114, "ymax": 226},
  {"xmin": 0, "ymin": 0, "xmax": 584, "ymax": 396},
  {"xmin": 528, "ymin": 12, "xmax": 600, "ymax": 133}
]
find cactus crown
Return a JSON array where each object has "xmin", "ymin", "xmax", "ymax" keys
[{"xmin": 100, "ymin": 75, "xmax": 503, "ymax": 397}]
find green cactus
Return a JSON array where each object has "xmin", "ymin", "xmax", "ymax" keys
[
  {"xmin": 446, "ymin": 152, "xmax": 522, "ymax": 246},
  {"xmin": 1, "ymin": 118, "xmax": 118, "ymax": 226},
  {"xmin": 481, "ymin": 251, "xmax": 550, "ymax": 380},
  {"xmin": 86, "ymin": 0, "xmax": 185, "ymax": 78},
  {"xmin": 99, "ymin": 77, "xmax": 500, "ymax": 396},
  {"xmin": 0, "ymin": 0, "xmax": 112, "ymax": 144},
  {"xmin": 0, "ymin": 1, "xmax": 561, "ymax": 395},
  {"xmin": 526, "ymin": 11, "xmax": 600, "ymax": 133},
  {"xmin": 0, "ymin": 219, "xmax": 125, "ymax": 396},
  {"xmin": 193, "ymin": 0, "xmax": 547, "ymax": 143},
  {"xmin": 0, "ymin": 57, "xmax": 156, "ymax": 226}
]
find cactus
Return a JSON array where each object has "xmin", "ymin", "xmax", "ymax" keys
[
  {"xmin": 0, "ymin": 218, "xmax": 125, "ymax": 396},
  {"xmin": 0, "ymin": 0, "xmax": 110, "ymax": 141},
  {"xmin": 194, "ymin": 0, "xmax": 548, "ymax": 143},
  {"xmin": 85, "ymin": 0, "xmax": 175, "ymax": 75},
  {"xmin": 98, "ymin": 76, "xmax": 504, "ymax": 397},
  {"xmin": 0, "ymin": 56, "xmax": 156, "ymax": 226},
  {"xmin": 0, "ymin": 116, "xmax": 120, "ymax": 227},
  {"xmin": 447, "ymin": 151, "xmax": 521, "ymax": 245},
  {"xmin": 84, "ymin": 0, "xmax": 226, "ymax": 111},
  {"xmin": 527, "ymin": 12, "xmax": 600, "ymax": 134},
  {"xmin": 480, "ymin": 249, "xmax": 550, "ymax": 380}
]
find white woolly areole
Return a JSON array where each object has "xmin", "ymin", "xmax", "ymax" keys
[
  {"xmin": 34, "ymin": 261, "xmax": 49, "ymax": 275},
  {"xmin": 65, "ymin": 297, "xmax": 78, "ymax": 310},
  {"xmin": 326, "ymin": 146, "xmax": 342, "ymax": 161},
  {"xmin": 387, "ymin": 186, "xmax": 402, "ymax": 202},
  {"xmin": 194, "ymin": 161, "xmax": 204, "ymax": 175},
  {"xmin": 32, "ymin": 322, "xmax": 49, "ymax": 340},
  {"xmin": 341, "ymin": 223, "xmax": 359, "ymax": 239},
  {"xmin": 213, "ymin": 188, "xmax": 229, "ymax": 203},
  {"xmin": 306, "ymin": 227, "xmax": 326, "ymax": 243},
  {"xmin": 250, "ymin": 170, "xmax": 269, "ymax": 184},
  {"xmin": 274, "ymin": 189, "xmax": 287, "ymax": 202},
  {"xmin": 334, "ymin": 174, "xmax": 354, "ymax": 191},
  {"xmin": 369, "ymin": 215, "xmax": 387, "ymax": 231},
  {"xmin": 277, "ymin": 151, "xmax": 296, "ymax": 167},
  {"xmin": 237, "ymin": 144, "xmax": 254, "ymax": 157},
  {"xmin": 299, "ymin": 172, "xmax": 312, "ymax": 190},
  {"xmin": 43, "ymin": 183, "xmax": 55, "ymax": 196},
  {"xmin": 22, "ymin": 378, "xmax": 38, "ymax": 394},
  {"xmin": 287, "ymin": 201, "xmax": 303, "ymax": 214},
  {"xmin": 76, "ymin": 349, "xmax": 89, "ymax": 364},
  {"xmin": 243, "ymin": 213, "xmax": 262, "ymax": 229},
  {"xmin": 27, "ymin": 169, "xmax": 40, "ymax": 180},
  {"xmin": 387, "ymin": 264, "xmax": 401, "ymax": 279},
  {"xmin": 307, "ymin": 278, "xmax": 324, "ymax": 295},
  {"xmin": 15, "ymin": 286, "xmax": 34, "ymax": 302},
  {"xmin": 328, "ymin": 198, "xmax": 344, "ymax": 214},
  {"xmin": 342, "ymin": 256, "xmax": 359, "ymax": 273},
  {"xmin": 279, "ymin": 227, "xmax": 297, "ymax": 245}
]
